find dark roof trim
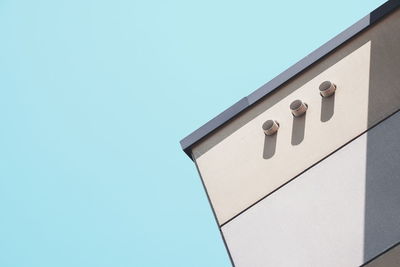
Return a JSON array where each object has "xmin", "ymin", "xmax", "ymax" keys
[{"xmin": 180, "ymin": 0, "xmax": 400, "ymax": 159}]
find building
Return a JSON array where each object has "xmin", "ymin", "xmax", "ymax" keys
[{"xmin": 180, "ymin": 1, "xmax": 400, "ymax": 266}]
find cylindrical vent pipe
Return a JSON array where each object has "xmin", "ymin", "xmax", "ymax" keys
[
  {"xmin": 319, "ymin": 81, "xmax": 336, "ymax": 97},
  {"xmin": 290, "ymin": 100, "xmax": 308, "ymax": 117},
  {"xmin": 262, "ymin": 120, "xmax": 279, "ymax": 136}
]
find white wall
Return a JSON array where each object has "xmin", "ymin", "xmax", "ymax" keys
[
  {"xmin": 221, "ymin": 111, "xmax": 400, "ymax": 267},
  {"xmin": 194, "ymin": 9, "xmax": 400, "ymax": 226}
]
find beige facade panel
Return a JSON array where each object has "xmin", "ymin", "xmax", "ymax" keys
[
  {"xmin": 194, "ymin": 9, "xmax": 400, "ymax": 225},
  {"xmin": 364, "ymin": 244, "xmax": 400, "ymax": 267},
  {"xmin": 222, "ymin": 110, "xmax": 400, "ymax": 267}
]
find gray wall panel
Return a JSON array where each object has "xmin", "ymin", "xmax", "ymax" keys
[{"xmin": 364, "ymin": 113, "xmax": 400, "ymax": 261}]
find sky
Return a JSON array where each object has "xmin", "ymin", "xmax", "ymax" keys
[{"xmin": 0, "ymin": 0, "xmax": 387, "ymax": 266}]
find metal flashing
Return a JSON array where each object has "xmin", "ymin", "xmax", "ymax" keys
[{"xmin": 180, "ymin": 0, "xmax": 400, "ymax": 159}]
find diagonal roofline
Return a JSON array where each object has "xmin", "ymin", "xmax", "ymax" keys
[{"xmin": 180, "ymin": 0, "xmax": 400, "ymax": 159}]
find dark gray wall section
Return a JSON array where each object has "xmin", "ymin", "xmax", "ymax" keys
[
  {"xmin": 364, "ymin": 115, "xmax": 400, "ymax": 261},
  {"xmin": 180, "ymin": 0, "xmax": 400, "ymax": 159}
]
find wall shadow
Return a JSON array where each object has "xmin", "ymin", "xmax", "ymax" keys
[
  {"xmin": 363, "ymin": 112, "xmax": 400, "ymax": 262},
  {"xmin": 291, "ymin": 115, "xmax": 306, "ymax": 145},
  {"xmin": 364, "ymin": 10, "xmax": 400, "ymax": 263},
  {"xmin": 320, "ymin": 93, "xmax": 335, "ymax": 122},
  {"xmin": 263, "ymin": 133, "xmax": 278, "ymax": 159}
]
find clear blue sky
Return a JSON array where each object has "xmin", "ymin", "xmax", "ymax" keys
[{"xmin": 0, "ymin": 1, "xmax": 386, "ymax": 266}]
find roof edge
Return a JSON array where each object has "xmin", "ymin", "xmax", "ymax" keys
[{"xmin": 180, "ymin": 0, "xmax": 400, "ymax": 160}]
